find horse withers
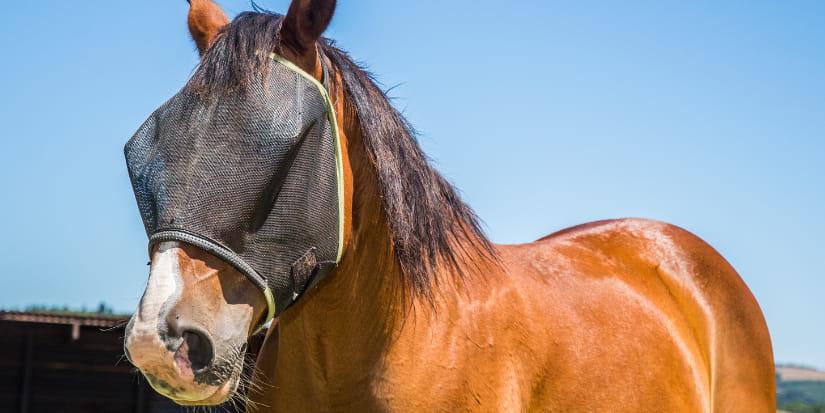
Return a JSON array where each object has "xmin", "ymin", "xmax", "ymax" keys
[{"xmin": 123, "ymin": 1, "xmax": 776, "ymax": 411}]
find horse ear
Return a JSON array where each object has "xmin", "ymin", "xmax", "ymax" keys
[
  {"xmin": 279, "ymin": 0, "xmax": 337, "ymax": 55},
  {"xmin": 187, "ymin": 0, "xmax": 230, "ymax": 56}
]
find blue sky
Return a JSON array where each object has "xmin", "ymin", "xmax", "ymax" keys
[{"xmin": 1, "ymin": 1, "xmax": 823, "ymax": 369}]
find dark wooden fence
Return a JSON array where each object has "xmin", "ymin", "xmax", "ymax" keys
[{"xmin": 0, "ymin": 311, "xmax": 262, "ymax": 413}]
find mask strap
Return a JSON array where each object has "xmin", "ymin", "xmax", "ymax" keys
[{"xmin": 255, "ymin": 289, "xmax": 276, "ymax": 335}]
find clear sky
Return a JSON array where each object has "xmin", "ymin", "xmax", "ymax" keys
[{"xmin": 1, "ymin": 1, "xmax": 823, "ymax": 369}]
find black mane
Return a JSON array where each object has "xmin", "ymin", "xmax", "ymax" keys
[{"xmin": 191, "ymin": 12, "xmax": 497, "ymax": 300}]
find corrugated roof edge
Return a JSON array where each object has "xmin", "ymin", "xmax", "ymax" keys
[{"xmin": 0, "ymin": 310, "xmax": 129, "ymax": 328}]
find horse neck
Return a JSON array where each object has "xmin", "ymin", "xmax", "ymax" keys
[{"xmin": 272, "ymin": 62, "xmax": 495, "ymax": 387}]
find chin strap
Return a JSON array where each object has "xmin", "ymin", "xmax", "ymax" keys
[{"xmin": 253, "ymin": 288, "xmax": 277, "ymax": 335}]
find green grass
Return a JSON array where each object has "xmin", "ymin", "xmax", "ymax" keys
[
  {"xmin": 779, "ymin": 381, "xmax": 825, "ymax": 405},
  {"xmin": 777, "ymin": 401, "xmax": 825, "ymax": 413},
  {"xmin": 778, "ymin": 380, "xmax": 825, "ymax": 413}
]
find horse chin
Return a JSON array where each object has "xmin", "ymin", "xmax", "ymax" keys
[
  {"xmin": 171, "ymin": 372, "xmax": 242, "ymax": 406},
  {"xmin": 137, "ymin": 343, "xmax": 246, "ymax": 406},
  {"xmin": 143, "ymin": 361, "xmax": 243, "ymax": 406}
]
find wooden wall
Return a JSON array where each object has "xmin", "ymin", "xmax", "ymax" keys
[{"xmin": 0, "ymin": 317, "xmax": 262, "ymax": 413}]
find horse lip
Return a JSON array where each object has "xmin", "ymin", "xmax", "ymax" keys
[{"xmin": 170, "ymin": 373, "xmax": 239, "ymax": 406}]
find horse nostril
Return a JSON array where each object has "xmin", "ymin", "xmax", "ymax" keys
[{"xmin": 182, "ymin": 330, "xmax": 214, "ymax": 373}]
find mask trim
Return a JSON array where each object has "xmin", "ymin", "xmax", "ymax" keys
[
  {"xmin": 221, "ymin": 51, "xmax": 340, "ymax": 330},
  {"xmin": 264, "ymin": 52, "xmax": 346, "ymax": 263}
]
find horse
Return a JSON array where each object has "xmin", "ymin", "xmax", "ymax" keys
[{"xmin": 123, "ymin": 0, "xmax": 776, "ymax": 411}]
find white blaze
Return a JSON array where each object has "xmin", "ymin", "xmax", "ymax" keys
[{"xmin": 128, "ymin": 241, "xmax": 183, "ymax": 344}]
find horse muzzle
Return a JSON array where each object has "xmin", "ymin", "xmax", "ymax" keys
[
  {"xmin": 124, "ymin": 309, "xmax": 242, "ymax": 404},
  {"xmin": 122, "ymin": 241, "xmax": 259, "ymax": 405}
]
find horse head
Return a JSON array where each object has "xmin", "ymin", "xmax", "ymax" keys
[{"xmin": 123, "ymin": 0, "xmax": 348, "ymax": 405}]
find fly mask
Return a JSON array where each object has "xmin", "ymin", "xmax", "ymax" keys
[{"xmin": 125, "ymin": 53, "xmax": 344, "ymax": 329}]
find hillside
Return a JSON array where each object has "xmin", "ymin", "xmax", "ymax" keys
[
  {"xmin": 779, "ymin": 366, "xmax": 825, "ymax": 382},
  {"xmin": 777, "ymin": 365, "xmax": 825, "ymax": 413}
]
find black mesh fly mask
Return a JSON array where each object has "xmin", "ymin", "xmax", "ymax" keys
[{"xmin": 125, "ymin": 53, "xmax": 344, "ymax": 328}]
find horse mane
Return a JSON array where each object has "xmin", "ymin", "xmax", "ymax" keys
[{"xmin": 190, "ymin": 11, "xmax": 497, "ymax": 302}]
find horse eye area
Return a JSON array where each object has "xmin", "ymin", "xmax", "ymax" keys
[{"xmin": 175, "ymin": 330, "xmax": 214, "ymax": 373}]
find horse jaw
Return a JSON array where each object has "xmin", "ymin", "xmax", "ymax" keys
[{"xmin": 124, "ymin": 241, "xmax": 265, "ymax": 405}]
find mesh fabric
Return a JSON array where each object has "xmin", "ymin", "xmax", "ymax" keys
[{"xmin": 125, "ymin": 58, "xmax": 341, "ymax": 320}]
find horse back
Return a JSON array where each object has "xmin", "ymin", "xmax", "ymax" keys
[{"xmin": 498, "ymin": 218, "xmax": 775, "ymax": 412}]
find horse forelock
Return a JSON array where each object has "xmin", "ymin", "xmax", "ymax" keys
[{"xmin": 186, "ymin": 10, "xmax": 498, "ymax": 303}]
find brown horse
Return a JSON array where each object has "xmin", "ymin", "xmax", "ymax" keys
[{"xmin": 123, "ymin": 0, "xmax": 776, "ymax": 411}]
